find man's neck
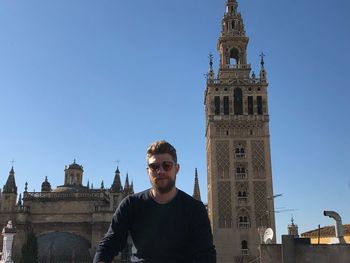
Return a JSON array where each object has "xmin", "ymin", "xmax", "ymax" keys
[{"xmin": 150, "ymin": 187, "xmax": 178, "ymax": 204}]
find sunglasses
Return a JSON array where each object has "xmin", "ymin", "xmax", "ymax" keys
[{"xmin": 148, "ymin": 161, "xmax": 175, "ymax": 172}]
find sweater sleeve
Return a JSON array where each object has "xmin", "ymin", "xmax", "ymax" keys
[
  {"xmin": 190, "ymin": 201, "xmax": 217, "ymax": 263},
  {"xmin": 93, "ymin": 197, "xmax": 131, "ymax": 263}
]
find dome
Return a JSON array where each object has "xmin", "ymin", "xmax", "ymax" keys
[
  {"xmin": 41, "ymin": 176, "xmax": 52, "ymax": 192},
  {"xmin": 67, "ymin": 159, "xmax": 83, "ymax": 171}
]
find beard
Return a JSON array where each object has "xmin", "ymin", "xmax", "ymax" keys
[{"xmin": 151, "ymin": 176, "xmax": 176, "ymax": 194}]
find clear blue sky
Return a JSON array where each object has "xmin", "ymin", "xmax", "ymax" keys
[{"xmin": 1, "ymin": 0, "xmax": 349, "ymax": 240}]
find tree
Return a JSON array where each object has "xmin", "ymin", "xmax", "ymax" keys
[{"xmin": 20, "ymin": 231, "xmax": 38, "ymax": 263}]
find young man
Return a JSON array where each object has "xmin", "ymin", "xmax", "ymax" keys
[{"xmin": 93, "ymin": 140, "xmax": 216, "ymax": 263}]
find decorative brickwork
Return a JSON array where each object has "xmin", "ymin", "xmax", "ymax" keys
[
  {"xmin": 251, "ymin": 140, "xmax": 265, "ymax": 178},
  {"xmin": 254, "ymin": 181, "xmax": 268, "ymax": 227},
  {"xmin": 218, "ymin": 181, "xmax": 232, "ymax": 228},
  {"xmin": 216, "ymin": 141, "xmax": 230, "ymax": 179}
]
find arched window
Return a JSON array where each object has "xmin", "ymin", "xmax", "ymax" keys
[
  {"xmin": 241, "ymin": 240, "xmax": 249, "ymax": 255},
  {"xmin": 229, "ymin": 48, "xmax": 239, "ymax": 65},
  {"xmin": 214, "ymin": 96, "xmax": 220, "ymax": 115},
  {"xmin": 223, "ymin": 96, "xmax": 229, "ymax": 115},
  {"xmin": 235, "ymin": 144, "xmax": 245, "ymax": 158},
  {"xmin": 238, "ymin": 210, "xmax": 250, "ymax": 229},
  {"xmin": 235, "ymin": 165, "xmax": 247, "ymax": 180},
  {"xmin": 248, "ymin": 96, "xmax": 254, "ymax": 115},
  {"xmin": 234, "ymin": 88, "xmax": 243, "ymax": 115},
  {"xmin": 257, "ymin": 96, "xmax": 263, "ymax": 115},
  {"xmin": 241, "ymin": 240, "xmax": 248, "ymax": 250},
  {"xmin": 230, "ymin": 6, "xmax": 234, "ymax": 14}
]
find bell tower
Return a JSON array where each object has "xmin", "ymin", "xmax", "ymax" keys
[{"xmin": 205, "ymin": 0, "xmax": 275, "ymax": 262}]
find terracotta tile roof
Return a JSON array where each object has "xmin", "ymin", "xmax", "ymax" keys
[{"xmin": 301, "ymin": 224, "xmax": 350, "ymax": 238}]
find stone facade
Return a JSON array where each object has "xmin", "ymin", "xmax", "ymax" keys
[
  {"xmin": 204, "ymin": 0, "xmax": 276, "ymax": 262},
  {"xmin": 0, "ymin": 162, "xmax": 133, "ymax": 262}
]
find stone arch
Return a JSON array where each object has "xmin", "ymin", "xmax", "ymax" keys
[
  {"xmin": 237, "ymin": 208, "xmax": 251, "ymax": 229},
  {"xmin": 229, "ymin": 47, "xmax": 240, "ymax": 65},
  {"xmin": 37, "ymin": 231, "xmax": 91, "ymax": 261}
]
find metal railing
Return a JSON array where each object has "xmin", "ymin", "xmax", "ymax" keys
[
  {"xmin": 240, "ymin": 249, "xmax": 249, "ymax": 256},
  {"xmin": 236, "ymin": 173, "xmax": 247, "ymax": 180},
  {"xmin": 238, "ymin": 222, "xmax": 251, "ymax": 229},
  {"xmin": 238, "ymin": 196, "xmax": 247, "ymax": 202},
  {"xmin": 235, "ymin": 153, "xmax": 246, "ymax": 158}
]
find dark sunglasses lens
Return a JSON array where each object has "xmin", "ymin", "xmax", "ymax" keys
[
  {"xmin": 162, "ymin": 162, "xmax": 174, "ymax": 171},
  {"xmin": 148, "ymin": 163, "xmax": 159, "ymax": 171}
]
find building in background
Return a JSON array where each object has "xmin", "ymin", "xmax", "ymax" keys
[
  {"xmin": 301, "ymin": 224, "xmax": 350, "ymax": 244},
  {"xmin": 0, "ymin": 163, "xmax": 201, "ymax": 262},
  {"xmin": 0, "ymin": 162, "xmax": 133, "ymax": 262},
  {"xmin": 204, "ymin": 0, "xmax": 276, "ymax": 262}
]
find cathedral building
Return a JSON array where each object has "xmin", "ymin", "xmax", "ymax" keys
[
  {"xmin": 205, "ymin": 0, "xmax": 276, "ymax": 262},
  {"xmin": 0, "ymin": 162, "xmax": 202, "ymax": 261},
  {"xmin": 0, "ymin": 161, "xmax": 134, "ymax": 262}
]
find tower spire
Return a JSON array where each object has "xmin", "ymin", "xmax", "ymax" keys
[
  {"xmin": 124, "ymin": 173, "xmax": 130, "ymax": 190},
  {"xmin": 111, "ymin": 166, "xmax": 122, "ymax": 192},
  {"xmin": 218, "ymin": 0, "xmax": 250, "ymax": 79},
  {"xmin": 123, "ymin": 173, "xmax": 132, "ymax": 196},
  {"xmin": 3, "ymin": 167, "xmax": 17, "ymax": 194},
  {"xmin": 192, "ymin": 168, "xmax": 201, "ymax": 201}
]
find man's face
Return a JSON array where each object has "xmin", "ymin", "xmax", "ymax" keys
[{"xmin": 147, "ymin": 153, "xmax": 179, "ymax": 194}]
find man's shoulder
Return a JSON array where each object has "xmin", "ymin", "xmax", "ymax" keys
[
  {"xmin": 177, "ymin": 189, "xmax": 205, "ymax": 208},
  {"xmin": 117, "ymin": 189, "xmax": 151, "ymax": 211}
]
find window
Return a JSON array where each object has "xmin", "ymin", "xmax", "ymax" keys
[
  {"xmin": 214, "ymin": 96, "xmax": 220, "ymax": 115},
  {"xmin": 248, "ymin": 96, "xmax": 253, "ymax": 115},
  {"xmin": 236, "ymin": 166, "xmax": 247, "ymax": 180},
  {"xmin": 241, "ymin": 240, "xmax": 249, "ymax": 255},
  {"xmin": 238, "ymin": 191, "xmax": 247, "ymax": 202},
  {"xmin": 235, "ymin": 146, "xmax": 245, "ymax": 158},
  {"xmin": 234, "ymin": 88, "xmax": 243, "ymax": 115},
  {"xmin": 257, "ymin": 96, "xmax": 263, "ymax": 115},
  {"xmin": 223, "ymin": 96, "xmax": 229, "ymax": 115}
]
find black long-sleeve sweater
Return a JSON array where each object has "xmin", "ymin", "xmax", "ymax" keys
[{"xmin": 94, "ymin": 189, "xmax": 216, "ymax": 263}]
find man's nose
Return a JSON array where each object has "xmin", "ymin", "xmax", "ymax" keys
[{"xmin": 156, "ymin": 165, "xmax": 167, "ymax": 173}]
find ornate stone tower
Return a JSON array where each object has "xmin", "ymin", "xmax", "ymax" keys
[
  {"xmin": 0, "ymin": 167, "xmax": 17, "ymax": 213},
  {"xmin": 204, "ymin": 0, "xmax": 275, "ymax": 262}
]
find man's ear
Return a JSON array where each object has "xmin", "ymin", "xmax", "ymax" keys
[{"xmin": 175, "ymin": 163, "xmax": 180, "ymax": 174}]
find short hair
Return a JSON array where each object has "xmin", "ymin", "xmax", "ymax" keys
[{"xmin": 146, "ymin": 140, "xmax": 177, "ymax": 163}]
